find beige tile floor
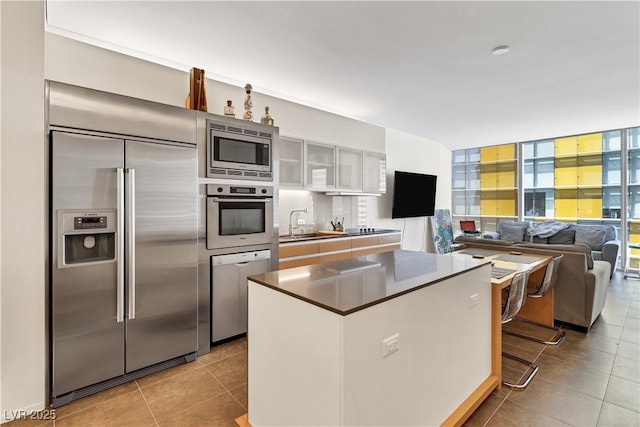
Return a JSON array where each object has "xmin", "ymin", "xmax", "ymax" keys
[
  {"xmin": 6, "ymin": 273, "xmax": 639, "ymax": 427},
  {"xmin": 466, "ymin": 272, "xmax": 640, "ymax": 427},
  {"xmin": 6, "ymin": 338, "xmax": 248, "ymax": 427}
]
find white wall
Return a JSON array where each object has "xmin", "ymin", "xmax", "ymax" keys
[
  {"xmin": 371, "ymin": 128, "xmax": 452, "ymax": 252},
  {"xmin": 0, "ymin": 0, "xmax": 46, "ymax": 422},
  {"xmin": 45, "ymin": 33, "xmax": 386, "ymax": 153}
]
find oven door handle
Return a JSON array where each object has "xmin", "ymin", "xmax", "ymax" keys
[{"xmin": 211, "ymin": 198, "xmax": 272, "ymax": 203}]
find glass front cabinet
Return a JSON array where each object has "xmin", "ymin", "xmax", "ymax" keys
[
  {"xmin": 363, "ymin": 151, "xmax": 386, "ymax": 194},
  {"xmin": 280, "ymin": 137, "xmax": 386, "ymax": 195},
  {"xmin": 336, "ymin": 147, "xmax": 363, "ymax": 191},
  {"xmin": 304, "ymin": 141, "xmax": 336, "ymax": 190},
  {"xmin": 279, "ymin": 136, "xmax": 304, "ymax": 187}
]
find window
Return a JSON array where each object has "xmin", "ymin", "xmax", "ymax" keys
[
  {"xmin": 627, "ymin": 128, "xmax": 640, "ymax": 268},
  {"xmin": 452, "ymin": 127, "xmax": 638, "ymax": 269},
  {"xmin": 451, "ymin": 144, "xmax": 517, "ymax": 233}
]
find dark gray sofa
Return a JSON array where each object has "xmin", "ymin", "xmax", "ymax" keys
[
  {"xmin": 482, "ymin": 221, "xmax": 619, "ymax": 279},
  {"xmin": 454, "ymin": 235, "xmax": 611, "ymax": 331}
]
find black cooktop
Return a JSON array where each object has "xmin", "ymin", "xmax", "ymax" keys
[{"xmin": 344, "ymin": 228, "xmax": 400, "ymax": 236}]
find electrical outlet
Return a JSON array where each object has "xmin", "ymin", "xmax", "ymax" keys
[
  {"xmin": 382, "ymin": 333, "xmax": 399, "ymax": 358},
  {"xmin": 469, "ymin": 293, "xmax": 479, "ymax": 308},
  {"xmin": 297, "ymin": 218, "xmax": 305, "ymax": 225}
]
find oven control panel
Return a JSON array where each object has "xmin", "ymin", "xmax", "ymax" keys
[{"xmin": 207, "ymin": 183, "xmax": 273, "ymax": 198}]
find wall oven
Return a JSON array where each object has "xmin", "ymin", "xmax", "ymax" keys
[
  {"xmin": 206, "ymin": 184, "xmax": 274, "ymax": 250},
  {"xmin": 207, "ymin": 118, "xmax": 273, "ymax": 181}
]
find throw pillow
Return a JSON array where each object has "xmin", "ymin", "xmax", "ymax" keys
[
  {"xmin": 500, "ymin": 224, "xmax": 526, "ymax": 243},
  {"xmin": 530, "ymin": 236, "xmax": 549, "ymax": 243},
  {"xmin": 548, "ymin": 229, "xmax": 576, "ymax": 245},
  {"xmin": 532, "ymin": 236, "xmax": 549, "ymax": 244},
  {"xmin": 575, "ymin": 228, "xmax": 607, "ymax": 251}
]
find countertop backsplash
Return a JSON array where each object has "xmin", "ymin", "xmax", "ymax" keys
[{"xmin": 279, "ymin": 190, "xmax": 368, "ymax": 236}]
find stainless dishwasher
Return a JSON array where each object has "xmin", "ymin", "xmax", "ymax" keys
[{"xmin": 211, "ymin": 249, "xmax": 271, "ymax": 343}]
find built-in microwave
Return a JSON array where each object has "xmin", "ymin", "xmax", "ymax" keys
[{"xmin": 207, "ymin": 118, "xmax": 274, "ymax": 181}]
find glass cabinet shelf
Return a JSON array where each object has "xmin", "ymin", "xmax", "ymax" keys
[{"xmin": 307, "ymin": 161, "xmax": 334, "ymax": 167}]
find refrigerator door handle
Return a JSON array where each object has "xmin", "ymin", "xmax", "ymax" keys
[
  {"xmin": 127, "ymin": 168, "xmax": 136, "ymax": 320},
  {"xmin": 116, "ymin": 167, "xmax": 125, "ymax": 323}
]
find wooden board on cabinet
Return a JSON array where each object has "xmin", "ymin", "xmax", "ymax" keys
[
  {"xmin": 279, "ymin": 251, "xmax": 352, "ymax": 270},
  {"xmin": 378, "ymin": 233, "xmax": 401, "ymax": 244},
  {"xmin": 318, "ymin": 238, "xmax": 351, "ymax": 252},
  {"xmin": 279, "ymin": 242, "xmax": 319, "ymax": 258},
  {"xmin": 350, "ymin": 235, "xmax": 378, "ymax": 248}
]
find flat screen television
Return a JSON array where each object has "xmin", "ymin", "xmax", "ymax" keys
[{"xmin": 391, "ymin": 171, "xmax": 437, "ymax": 219}]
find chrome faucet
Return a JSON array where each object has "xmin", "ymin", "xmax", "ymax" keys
[{"xmin": 289, "ymin": 208, "xmax": 308, "ymax": 236}]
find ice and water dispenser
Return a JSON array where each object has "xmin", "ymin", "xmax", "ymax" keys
[{"xmin": 57, "ymin": 210, "xmax": 117, "ymax": 268}]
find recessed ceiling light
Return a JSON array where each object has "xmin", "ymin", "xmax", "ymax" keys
[{"xmin": 492, "ymin": 45, "xmax": 510, "ymax": 55}]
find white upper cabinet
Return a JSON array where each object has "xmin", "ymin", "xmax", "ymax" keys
[
  {"xmin": 304, "ymin": 141, "xmax": 336, "ymax": 190},
  {"xmin": 337, "ymin": 147, "xmax": 363, "ymax": 191},
  {"xmin": 363, "ymin": 151, "xmax": 386, "ymax": 194},
  {"xmin": 279, "ymin": 136, "xmax": 304, "ymax": 187},
  {"xmin": 279, "ymin": 136, "xmax": 386, "ymax": 195}
]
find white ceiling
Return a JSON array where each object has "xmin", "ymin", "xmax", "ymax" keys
[{"xmin": 46, "ymin": 1, "xmax": 640, "ymax": 151}]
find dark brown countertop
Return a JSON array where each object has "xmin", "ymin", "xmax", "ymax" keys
[
  {"xmin": 248, "ymin": 250, "xmax": 490, "ymax": 315},
  {"xmin": 279, "ymin": 228, "xmax": 400, "ymax": 244}
]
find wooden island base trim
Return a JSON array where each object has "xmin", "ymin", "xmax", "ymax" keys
[
  {"xmin": 441, "ymin": 375, "xmax": 500, "ymax": 427},
  {"xmin": 235, "ymin": 413, "xmax": 251, "ymax": 427},
  {"xmin": 235, "ymin": 375, "xmax": 499, "ymax": 427}
]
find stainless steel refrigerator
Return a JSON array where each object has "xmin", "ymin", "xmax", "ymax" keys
[{"xmin": 50, "ymin": 130, "xmax": 198, "ymax": 405}]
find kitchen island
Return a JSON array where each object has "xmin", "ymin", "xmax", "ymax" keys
[{"xmin": 247, "ymin": 250, "xmax": 495, "ymax": 427}]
